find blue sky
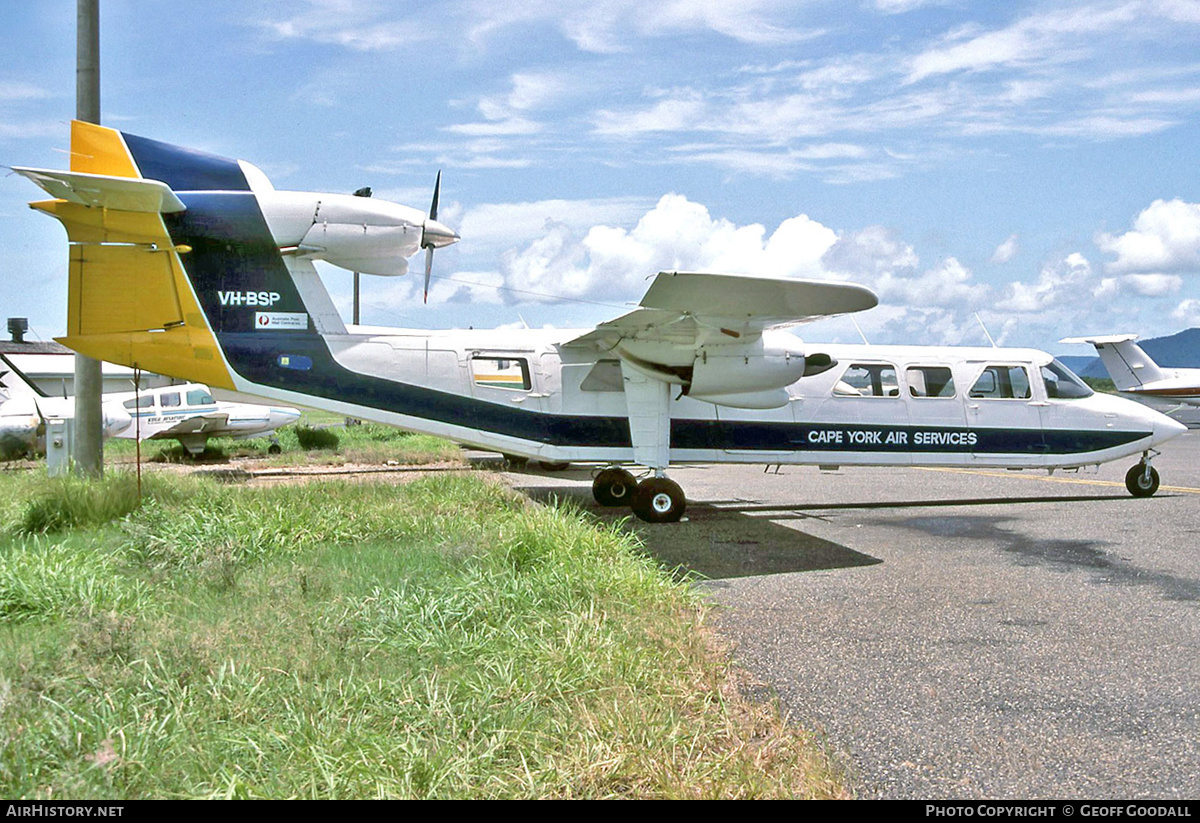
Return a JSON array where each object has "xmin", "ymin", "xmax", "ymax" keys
[{"xmin": 2, "ymin": 0, "xmax": 1200, "ymax": 353}]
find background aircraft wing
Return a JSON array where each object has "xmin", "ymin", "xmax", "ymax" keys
[
  {"xmin": 10, "ymin": 166, "xmax": 186, "ymax": 214},
  {"xmin": 156, "ymin": 413, "xmax": 230, "ymax": 437},
  {"xmin": 567, "ymin": 271, "xmax": 878, "ymax": 348}
]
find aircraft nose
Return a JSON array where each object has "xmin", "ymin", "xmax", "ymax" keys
[
  {"xmin": 273, "ymin": 407, "xmax": 302, "ymax": 428},
  {"xmin": 1153, "ymin": 414, "xmax": 1189, "ymax": 445},
  {"xmin": 105, "ymin": 408, "xmax": 132, "ymax": 437}
]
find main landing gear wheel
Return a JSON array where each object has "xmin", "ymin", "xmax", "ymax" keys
[
  {"xmin": 592, "ymin": 468, "xmax": 637, "ymax": 507},
  {"xmin": 1125, "ymin": 462, "xmax": 1160, "ymax": 497},
  {"xmin": 631, "ymin": 477, "xmax": 686, "ymax": 524}
]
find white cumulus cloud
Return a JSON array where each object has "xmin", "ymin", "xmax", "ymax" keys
[
  {"xmin": 991, "ymin": 234, "xmax": 1019, "ymax": 264},
  {"xmin": 1096, "ymin": 198, "xmax": 1200, "ymax": 275},
  {"xmin": 497, "ymin": 193, "xmax": 839, "ymax": 304}
]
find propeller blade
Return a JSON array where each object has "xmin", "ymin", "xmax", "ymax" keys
[
  {"xmin": 429, "ymin": 171, "xmax": 441, "ymax": 221},
  {"xmin": 424, "ymin": 246, "xmax": 434, "ymax": 304},
  {"xmin": 419, "ymin": 171, "xmax": 459, "ymax": 304}
]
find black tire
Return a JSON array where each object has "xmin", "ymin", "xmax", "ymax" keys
[
  {"xmin": 631, "ymin": 477, "xmax": 686, "ymax": 523},
  {"xmin": 592, "ymin": 468, "xmax": 637, "ymax": 507},
  {"xmin": 267, "ymin": 443, "xmax": 282, "ymax": 455},
  {"xmin": 1125, "ymin": 463, "xmax": 1160, "ymax": 497}
]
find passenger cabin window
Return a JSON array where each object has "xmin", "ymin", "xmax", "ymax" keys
[
  {"xmin": 187, "ymin": 389, "xmax": 216, "ymax": 406},
  {"xmin": 122, "ymin": 395, "xmax": 154, "ymax": 410},
  {"xmin": 833, "ymin": 364, "xmax": 900, "ymax": 397},
  {"xmin": 906, "ymin": 366, "xmax": 956, "ymax": 398},
  {"xmin": 160, "ymin": 392, "xmax": 181, "ymax": 408},
  {"xmin": 471, "ymin": 356, "xmax": 531, "ymax": 391},
  {"xmin": 969, "ymin": 365, "xmax": 1031, "ymax": 399},
  {"xmin": 1041, "ymin": 360, "xmax": 1093, "ymax": 399}
]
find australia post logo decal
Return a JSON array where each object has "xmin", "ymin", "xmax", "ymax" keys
[
  {"xmin": 219, "ymin": 290, "xmax": 282, "ymax": 307},
  {"xmin": 255, "ymin": 311, "xmax": 309, "ymax": 331}
]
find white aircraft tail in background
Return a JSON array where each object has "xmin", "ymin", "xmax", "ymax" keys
[{"xmin": 1063, "ymin": 335, "xmax": 1200, "ymax": 410}]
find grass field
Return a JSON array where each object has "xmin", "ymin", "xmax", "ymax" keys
[{"xmin": 0, "ymin": 456, "xmax": 847, "ymax": 798}]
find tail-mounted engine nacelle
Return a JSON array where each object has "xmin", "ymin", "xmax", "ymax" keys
[{"xmin": 256, "ymin": 191, "xmax": 456, "ymax": 277}]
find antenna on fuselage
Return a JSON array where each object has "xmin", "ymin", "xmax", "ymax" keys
[
  {"xmin": 975, "ymin": 313, "xmax": 998, "ymax": 348},
  {"xmin": 851, "ymin": 317, "xmax": 870, "ymax": 345}
]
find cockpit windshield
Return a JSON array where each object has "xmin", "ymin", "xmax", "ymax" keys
[{"xmin": 1041, "ymin": 359, "xmax": 1093, "ymax": 399}]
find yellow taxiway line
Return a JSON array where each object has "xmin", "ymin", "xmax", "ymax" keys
[{"xmin": 913, "ymin": 466, "xmax": 1200, "ymax": 495}]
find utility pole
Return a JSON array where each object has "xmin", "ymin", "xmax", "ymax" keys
[{"xmin": 74, "ymin": 0, "xmax": 104, "ymax": 477}]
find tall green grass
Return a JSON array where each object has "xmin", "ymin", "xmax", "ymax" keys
[
  {"xmin": 103, "ymin": 414, "xmax": 465, "ymax": 466},
  {"xmin": 0, "ymin": 471, "xmax": 845, "ymax": 799}
]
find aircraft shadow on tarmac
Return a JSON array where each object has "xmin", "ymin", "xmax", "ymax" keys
[
  {"xmin": 517, "ymin": 480, "xmax": 1138, "ymax": 581},
  {"xmin": 518, "ymin": 484, "xmax": 882, "ymax": 581}
]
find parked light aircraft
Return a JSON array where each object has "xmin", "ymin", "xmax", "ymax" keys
[
  {"xmin": 1063, "ymin": 334, "xmax": 1200, "ymax": 412},
  {"xmin": 1, "ymin": 352, "xmax": 130, "ymax": 457},
  {"xmin": 13, "ymin": 122, "xmax": 1188, "ymax": 518},
  {"xmin": 0, "ymin": 352, "xmax": 300, "ymax": 457},
  {"xmin": 0, "ymin": 361, "xmax": 42, "ymax": 459}
]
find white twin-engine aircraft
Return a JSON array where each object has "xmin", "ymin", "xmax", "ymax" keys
[
  {"xmin": 15, "ymin": 122, "xmax": 1187, "ymax": 520},
  {"xmin": 0, "ymin": 353, "xmax": 300, "ymax": 457}
]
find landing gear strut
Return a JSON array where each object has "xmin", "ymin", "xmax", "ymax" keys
[{"xmin": 592, "ymin": 467, "xmax": 687, "ymax": 523}]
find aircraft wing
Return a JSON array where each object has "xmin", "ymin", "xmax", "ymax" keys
[
  {"xmin": 567, "ymin": 271, "xmax": 878, "ymax": 348},
  {"xmin": 10, "ymin": 166, "xmax": 187, "ymax": 214},
  {"xmin": 155, "ymin": 413, "xmax": 230, "ymax": 437}
]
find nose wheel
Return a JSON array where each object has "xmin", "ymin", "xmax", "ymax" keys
[
  {"xmin": 1125, "ymin": 461, "xmax": 1160, "ymax": 497},
  {"xmin": 592, "ymin": 468, "xmax": 686, "ymax": 523}
]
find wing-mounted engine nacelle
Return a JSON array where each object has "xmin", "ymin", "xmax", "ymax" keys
[
  {"xmin": 256, "ymin": 191, "xmax": 458, "ymax": 277},
  {"xmin": 620, "ymin": 330, "xmax": 819, "ymax": 410}
]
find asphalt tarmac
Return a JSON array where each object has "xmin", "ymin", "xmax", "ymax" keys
[{"xmin": 506, "ymin": 434, "xmax": 1200, "ymax": 799}]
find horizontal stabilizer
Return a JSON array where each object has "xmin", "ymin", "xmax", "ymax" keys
[
  {"xmin": 1060, "ymin": 334, "xmax": 1140, "ymax": 346},
  {"xmin": 11, "ymin": 166, "xmax": 186, "ymax": 214}
]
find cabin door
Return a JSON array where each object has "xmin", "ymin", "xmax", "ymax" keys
[
  {"xmin": 903, "ymin": 364, "xmax": 970, "ymax": 466},
  {"xmin": 964, "ymin": 363, "xmax": 1047, "ymax": 467}
]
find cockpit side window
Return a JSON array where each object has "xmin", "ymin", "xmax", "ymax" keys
[
  {"xmin": 123, "ymin": 395, "xmax": 154, "ymax": 410},
  {"xmin": 970, "ymin": 365, "xmax": 1031, "ymax": 399},
  {"xmin": 1042, "ymin": 360, "xmax": 1093, "ymax": 399},
  {"xmin": 906, "ymin": 366, "xmax": 956, "ymax": 398},
  {"xmin": 833, "ymin": 364, "xmax": 900, "ymax": 397},
  {"xmin": 187, "ymin": 389, "xmax": 216, "ymax": 406}
]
